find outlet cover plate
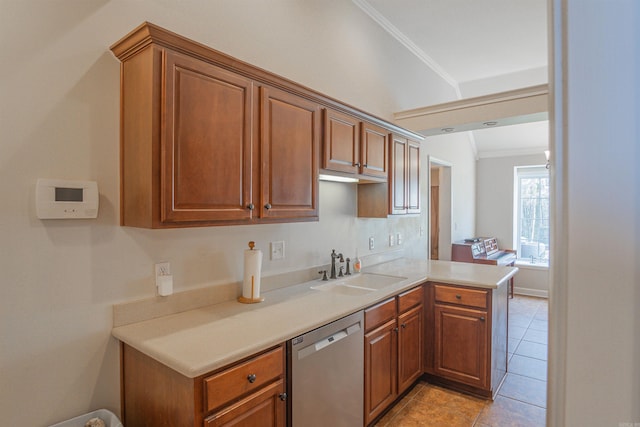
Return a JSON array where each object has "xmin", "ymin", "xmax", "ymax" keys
[{"xmin": 271, "ymin": 241, "xmax": 285, "ymax": 260}]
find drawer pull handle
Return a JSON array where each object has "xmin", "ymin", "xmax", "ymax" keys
[
  {"xmin": 264, "ymin": 203, "xmax": 272, "ymax": 210},
  {"xmin": 247, "ymin": 374, "xmax": 257, "ymax": 383},
  {"xmin": 479, "ymin": 317, "xmax": 486, "ymax": 322},
  {"xmin": 247, "ymin": 203, "xmax": 255, "ymax": 210},
  {"xmin": 455, "ymin": 294, "xmax": 462, "ymax": 299},
  {"xmin": 279, "ymin": 392, "xmax": 287, "ymax": 401}
]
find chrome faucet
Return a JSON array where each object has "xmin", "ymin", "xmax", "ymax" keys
[{"xmin": 330, "ymin": 249, "xmax": 344, "ymax": 279}]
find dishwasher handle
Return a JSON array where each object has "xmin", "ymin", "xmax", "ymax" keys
[{"xmin": 295, "ymin": 321, "xmax": 361, "ymax": 361}]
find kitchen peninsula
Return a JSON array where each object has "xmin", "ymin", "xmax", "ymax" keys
[{"xmin": 113, "ymin": 258, "xmax": 517, "ymax": 426}]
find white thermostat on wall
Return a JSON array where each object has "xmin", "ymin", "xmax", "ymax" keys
[{"xmin": 36, "ymin": 178, "xmax": 99, "ymax": 219}]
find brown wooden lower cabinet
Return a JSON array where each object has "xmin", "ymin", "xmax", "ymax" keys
[
  {"xmin": 364, "ymin": 285, "xmax": 424, "ymax": 426},
  {"xmin": 121, "ymin": 343, "xmax": 286, "ymax": 427},
  {"xmin": 424, "ymin": 281, "xmax": 508, "ymax": 399}
]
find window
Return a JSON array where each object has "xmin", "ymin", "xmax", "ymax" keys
[{"xmin": 514, "ymin": 166, "xmax": 550, "ymax": 265}]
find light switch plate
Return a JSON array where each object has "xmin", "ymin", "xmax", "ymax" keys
[
  {"xmin": 396, "ymin": 233, "xmax": 403, "ymax": 245},
  {"xmin": 389, "ymin": 234, "xmax": 394, "ymax": 247}
]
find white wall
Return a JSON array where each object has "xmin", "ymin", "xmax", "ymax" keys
[
  {"xmin": 0, "ymin": 2, "xmax": 463, "ymax": 425},
  {"xmin": 550, "ymin": 0, "xmax": 640, "ymax": 425},
  {"xmin": 422, "ymin": 133, "xmax": 477, "ymax": 246},
  {"xmin": 476, "ymin": 153, "xmax": 549, "ymax": 296}
]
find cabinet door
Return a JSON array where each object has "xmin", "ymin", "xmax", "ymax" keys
[
  {"xmin": 433, "ymin": 304, "xmax": 489, "ymax": 389},
  {"xmin": 204, "ymin": 379, "xmax": 286, "ymax": 427},
  {"xmin": 322, "ymin": 109, "xmax": 360, "ymax": 174},
  {"xmin": 260, "ymin": 86, "xmax": 320, "ymax": 220},
  {"xmin": 361, "ymin": 122, "xmax": 389, "ymax": 179},
  {"xmin": 390, "ymin": 136, "xmax": 408, "ymax": 214},
  {"xmin": 397, "ymin": 305, "xmax": 424, "ymax": 394},
  {"xmin": 406, "ymin": 141, "xmax": 420, "ymax": 214},
  {"xmin": 364, "ymin": 320, "xmax": 398, "ymax": 425},
  {"xmin": 162, "ymin": 50, "xmax": 255, "ymax": 223}
]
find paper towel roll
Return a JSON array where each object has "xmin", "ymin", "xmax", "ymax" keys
[{"xmin": 243, "ymin": 247, "xmax": 262, "ymax": 300}]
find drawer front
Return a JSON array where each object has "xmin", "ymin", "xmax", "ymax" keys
[
  {"xmin": 204, "ymin": 345, "xmax": 284, "ymax": 413},
  {"xmin": 434, "ymin": 284, "xmax": 488, "ymax": 309},
  {"xmin": 398, "ymin": 285, "xmax": 424, "ymax": 313},
  {"xmin": 365, "ymin": 298, "xmax": 396, "ymax": 332}
]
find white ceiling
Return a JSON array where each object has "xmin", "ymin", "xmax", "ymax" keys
[{"xmin": 354, "ymin": 0, "xmax": 549, "ymax": 158}]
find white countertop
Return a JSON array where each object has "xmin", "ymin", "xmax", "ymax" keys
[{"xmin": 112, "ymin": 258, "xmax": 517, "ymax": 378}]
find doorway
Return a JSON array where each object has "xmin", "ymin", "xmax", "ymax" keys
[{"xmin": 428, "ymin": 157, "xmax": 452, "ymax": 261}]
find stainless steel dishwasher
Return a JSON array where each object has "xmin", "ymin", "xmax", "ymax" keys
[{"xmin": 288, "ymin": 310, "xmax": 364, "ymax": 427}]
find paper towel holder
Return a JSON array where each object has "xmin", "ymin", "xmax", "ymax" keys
[{"xmin": 238, "ymin": 241, "xmax": 265, "ymax": 304}]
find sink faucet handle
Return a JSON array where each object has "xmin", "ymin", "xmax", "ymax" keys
[
  {"xmin": 345, "ymin": 258, "xmax": 351, "ymax": 275},
  {"xmin": 338, "ymin": 266, "xmax": 344, "ymax": 277},
  {"xmin": 318, "ymin": 270, "xmax": 328, "ymax": 281}
]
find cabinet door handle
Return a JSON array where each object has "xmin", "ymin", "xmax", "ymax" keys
[
  {"xmin": 393, "ymin": 327, "xmax": 399, "ymax": 332},
  {"xmin": 264, "ymin": 203, "xmax": 272, "ymax": 210},
  {"xmin": 401, "ymin": 323, "xmax": 407, "ymax": 328},
  {"xmin": 363, "ymin": 163, "xmax": 368, "ymax": 168},
  {"xmin": 354, "ymin": 162, "xmax": 361, "ymax": 167},
  {"xmin": 479, "ymin": 317, "xmax": 486, "ymax": 322},
  {"xmin": 279, "ymin": 392, "xmax": 287, "ymax": 401},
  {"xmin": 247, "ymin": 203, "xmax": 255, "ymax": 210},
  {"xmin": 247, "ymin": 374, "xmax": 257, "ymax": 383}
]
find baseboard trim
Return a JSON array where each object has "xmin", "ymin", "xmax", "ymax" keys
[{"xmin": 514, "ymin": 287, "xmax": 549, "ymax": 299}]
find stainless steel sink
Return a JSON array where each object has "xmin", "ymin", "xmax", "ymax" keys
[{"xmin": 310, "ymin": 273, "xmax": 406, "ymax": 295}]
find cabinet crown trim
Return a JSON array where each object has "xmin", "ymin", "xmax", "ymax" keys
[{"xmin": 110, "ymin": 22, "xmax": 424, "ymax": 141}]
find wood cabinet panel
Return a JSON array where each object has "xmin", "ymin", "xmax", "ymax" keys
[
  {"xmin": 364, "ymin": 320, "xmax": 398, "ymax": 425},
  {"xmin": 434, "ymin": 284, "xmax": 488, "ymax": 309},
  {"xmin": 365, "ymin": 297, "xmax": 396, "ymax": 332},
  {"xmin": 204, "ymin": 379, "xmax": 285, "ymax": 427},
  {"xmin": 407, "ymin": 141, "xmax": 420, "ymax": 214},
  {"xmin": 433, "ymin": 304, "xmax": 488, "ymax": 389},
  {"xmin": 162, "ymin": 50, "xmax": 254, "ymax": 223},
  {"xmin": 204, "ymin": 346, "xmax": 283, "ymax": 412},
  {"xmin": 397, "ymin": 306, "xmax": 424, "ymax": 394},
  {"xmin": 260, "ymin": 86, "xmax": 319, "ymax": 220},
  {"xmin": 322, "ymin": 109, "xmax": 360, "ymax": 174},
  {"xmin": 360, "ymin": 122, "xmax": 389, "ymax": 179},
  {"xmin": 390, "ymin": 136, "xmax": 408, "ymax": 215}
]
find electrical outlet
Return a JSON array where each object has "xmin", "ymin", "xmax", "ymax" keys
[
  {"xmin": 396, "ymin": 233, "xmax": 403, "ymax": 245},
  {"xmin": 271, "ymin": 241, "xmax": 285, "ymax": 260},
  {"xmin": 389, "ymin": 234, "xmax": 394, "ymax": 247},
  {"xmin": 155, "ymin": 261, "xmax": 170, "ymax": 277},
  {"xmin": 369, "ymin": 237, "xmax": 375, "ymax": 250}
]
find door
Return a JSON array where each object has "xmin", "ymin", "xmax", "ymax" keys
[
  {"xmin": 433, "ymin": 304, "xmax": 488, "ymax": 388},
  {"xmin": 390, "ymin": 136, "xmax": 407, "ymax": 214},
  {"xmin": 397, "ymin": 306, "xmax": 423, "ymax": 393},
  {"xmin": 162, "ymin": 50, "xmax": 254, "ymax": 223},
  {"xmin": 260, "ymin": 86, "xmax": 320, "ymax": 220},
  {"xmin": 322, "ymin": 108, "xmax": 360, "ymax": 174},
  {"xmin": 364, "ymin": 320, "xmax": 398, "ymax": 425},
  {"xmin": 360, "ymin": 122, "xmax": 389, "ymax": 179}
]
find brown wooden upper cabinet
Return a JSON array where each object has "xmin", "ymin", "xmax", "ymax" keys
[
  {"xmin": 111, "ymin": 22, "xmax": 421, "ymax": 227},
  {"xmin": 358, "ymin": 134, "xmax": 421, "ymax": 218},
  {"xmin": 111, "ymin": 26, "xmax": 319, "ymax": 227},
  {"xmin": 390, "ymin": 135, "xmax": 421, "ymax": 215},
  {"xmin": 260, "ymin": 86, "xmax": 320, "ymax": 221},
  {"xmin": 322, "ymin": 108, "xmax": 388, "ymax": 180}
]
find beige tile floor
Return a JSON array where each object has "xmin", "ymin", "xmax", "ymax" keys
[{"xmin": 375, "ymin": 295, "xmax": 548, "ymax": 427}]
